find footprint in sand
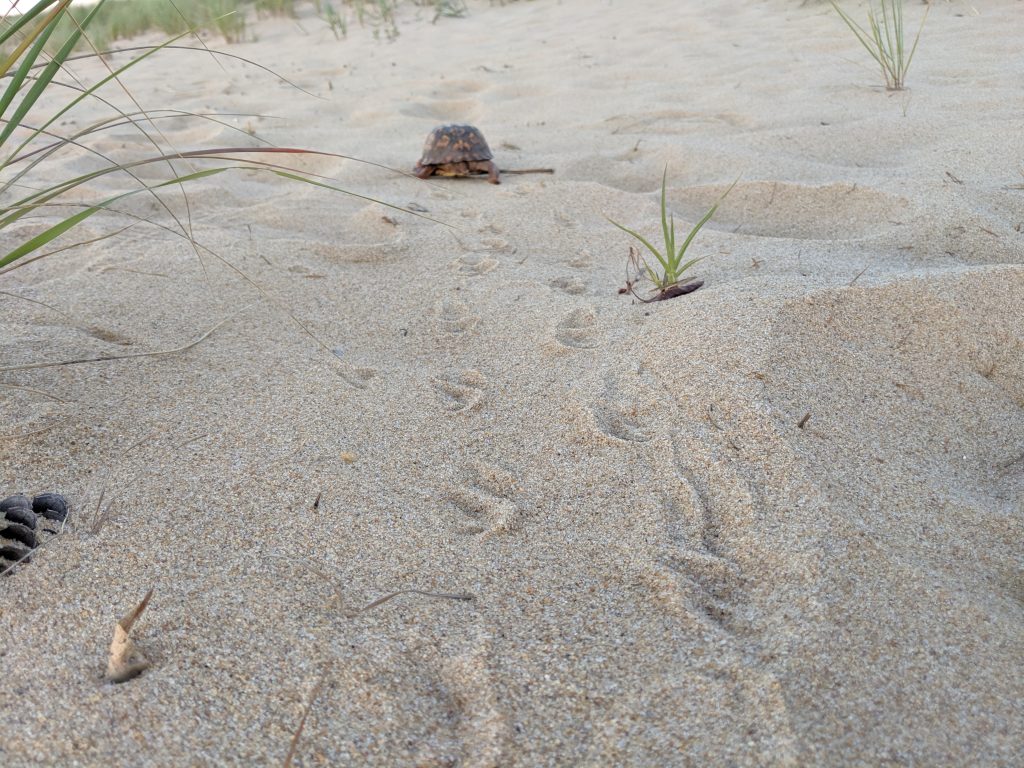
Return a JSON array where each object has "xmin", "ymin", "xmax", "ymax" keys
[
  {"xmin": 452, "ymin": 254, "xmax": 500, "ymax": 277},
  {"xmin": 435, "ymin": 298, "xmax": 480, "ymax": 334},
  {"xmin": 335, "ymin": 364, "xmax": 377, "ymax": 391},
  {"xmin": 442, "ymin": 461, "xmax": 521, "ymax": 536},
  {"xmin": 555, "ymin": 306, "xmax": 601, "ymax": 349},
  {"xmin": 614, "ymin": 437, "xmax": 798, "ymax": 764},
  {"xmin": 435, "ymin": 630, "xmax": 510, "ymax": 766},
  {"xmin": 432, "ymin": 369, "xmax": 488, "ymax": 413},
  {"xmin": 567, "ymin": 251, "xmax": 593, "ymax": 269},
  {"xmin": 641, "ymin": 449, "xmax": 745, "ymax": 630},
  {"xmin": 590, "ymin": 399, "xmax": 653, "ymax": 443},
  {"xmin": 550, "ymin": 276, "xmax": 587, "ymax": 296}
]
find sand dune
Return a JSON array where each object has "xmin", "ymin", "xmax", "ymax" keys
[{"xmin": 1, "ymin": 0, "xmax": 1021, "ymax": 765}]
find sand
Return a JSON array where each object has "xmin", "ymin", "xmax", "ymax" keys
[{"xmin": 1, "ymin": 0, "xmax": 1022, "ymax": 764}]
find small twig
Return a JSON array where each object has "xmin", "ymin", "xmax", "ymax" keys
[
  {"xmin": 498, "ymin": 168, "xmax": 555, "ymax": 175},
  {"xmin": 848, "ymin": 266, "xmax": 869, "ymax": 286},
  {"xmin": 706, "ymin": 404, "xmax": 724, "ymax": 432},
  {"xmin": 355, "ymin": 589, "xmax": 475, "ymax": 615},
  {"xmin": 283, "ymin": 672, "xmax": 326, "ymax": 768},
  {"xmin": 0, "ymin": 309, "xmax": 242, "ymax": 373},
  {"xmin": 99, "ymin": 265, "xmax": 170, "ymax": 278},
  {"xmin": 312, "ymin": 492, "xmax": 322, "ymax": 512},
  {"xmin": 0, "ymin": 290, "xmax": 81, "ymax": 325},
  {"xmin": 177, "ymin": 433, "xmax": 209, "ymax": 448},
  {"xmin": 121, "ymin": 430, "xmax": 160, "ymax": 457},
  {"xmin": 797, "ymin": 412, "xmax": 812, "ymax": 429},
  {"xmin": 945, "ymin": 171, "xmax": 963, "ymax": 185},
  {"xmin": 0, "ymin": 382, "xmax": 70, "ymax": 403},
  {"xmin": 86, "ymin": 488, "xmax": 119, "ymax": 536},
  {"xmin": 997, "ymin": 452, "xmax": 1024, "ymax": 473},
  {"xmin": 0, "ymin": 421, "xmax": 60, "ymax": 440}
]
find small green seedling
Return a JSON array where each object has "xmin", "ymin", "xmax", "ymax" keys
[
  {"xmin": 830, "ymin": 0, "xmax": 928, "ymax": 91},
  {"xmin": 609, "ymin": 168, "xmax": 734, "ymax": 302}
]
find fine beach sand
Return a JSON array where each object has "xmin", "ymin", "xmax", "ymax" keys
[{"xmin": 1, "ymin": 0, "xmax": 1022, "ymax": 764}]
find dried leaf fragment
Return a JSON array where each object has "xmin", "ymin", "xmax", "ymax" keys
[{"xmin": 106, "ymin": 588, "xmax": 154, "ymax": 683}]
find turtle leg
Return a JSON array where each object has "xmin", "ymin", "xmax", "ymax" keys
[
  {"xmin": 486, "ymin": 160, "xmax": 500, "ymax": 184},
  {"xmin": 413, "ymin": 162, "xmax": 434, "ymax": 180}
]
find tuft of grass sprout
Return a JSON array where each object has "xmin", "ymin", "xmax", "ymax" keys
[
  {"xmin": 608, "ymin": 168, "xmax": 734, "ymax": 301},
  {"xmin": 830, "ymin": 0, "xmax": 928, "ymax": 90}
]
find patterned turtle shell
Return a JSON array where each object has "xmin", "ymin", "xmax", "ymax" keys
[
  {"xmin": 419, "ymin": 124, "xmax": 494, "ymax": 165},
  {"xmin": 414, "ymin": 124, "xmax": 500, "ymax": 184}
]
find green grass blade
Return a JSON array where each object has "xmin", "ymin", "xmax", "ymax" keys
[
  {"xmin": 830, "ymin": 1, "xmax": 886, "ymax": 70},
  {"xmin": 3, "ymin": 20, "xmax": 187, "ymax": 170},
  {"xmin": 0, "ymin": 207, "xmax": 104, "ymax": 268},
  {"xmin": 659, "ymin": 167, "xmax": 672, "ymax": 260},
  {"xmin": 832, "ymin": 0, "xmax": 925, "ymax": 90},
  {"xmin": 674, "ymin": 255, "xmax": 705, "ymax": 277},
  {"xmin": 1, "ymin": 148, "xmax": 443, "ymax": 270},
  {"xmin": 0, "ymin": 0, "xmax": 66, "ymax": 74},
  {"xmin": 904, "ymin": 3, "xmax": 929, "ymax": 73},
  {"xmin": 675, "ymin": 178, "xmax": 737, "ymax": 264},
  {"xmin": 608, "ymin": 218, "xmax": 670, "ymax": 273},
  {"xmin": 668, "ymin": 215, "xmax": 677, "ymax": 272},
  {"xmin": 0, "ymin": 0, "xmax": 107, "ymax": 150},
  {"xmin": 0, "ymin": 1, "xmax": 70, "ymax": 126},
  {"xmin": 0, "ymin": 166, "xmax": 228, "ymax": 268},
  {"xmin": 0, "ymin": 1, "xmax": 61, "ymax": 48}
]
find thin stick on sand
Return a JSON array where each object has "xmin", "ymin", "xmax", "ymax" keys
[
  {"xmin": 0, "ymin": 308, "xmax": 244, "ymax": 373},
  {"xmin": 499, "ymin": 168, "xmax": 554, "ymax": 175},
  {"xmin": 355, "ymin": 589, "xmax": 475, "ymax": 615},
  {"xmin": 282, "ymin": 673, "xmax": 326, "ymax": 768}
]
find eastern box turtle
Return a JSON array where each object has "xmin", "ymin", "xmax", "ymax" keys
[{"xmin": 414, "ymin": 124, "xmax": 500, "ymax": 184}]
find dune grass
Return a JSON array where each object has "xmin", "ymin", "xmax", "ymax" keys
[
  {"xmin": 609, "ymin": 169, "xmax": 734, "ymax": 301},
  {"xmin": 1, "ymin": 0, "xmax": 474, "ymax": 54},
  {"xmin": 830, "ymin": 0, "xmax": 928, "ymax": 90},
  {"xmin": 0, "ymin": 0, "xmax": 404, "ymax": 284},
  {"xmin": 0, "ymin": 0, "xmax": 250, "ymax": 55}
]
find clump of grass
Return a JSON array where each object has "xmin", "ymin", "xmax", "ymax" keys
[
  {"xmin": 830, "ymin": 0, "xmax": 928, "ymax": 90},
  {"xmin": 1, "ymin": 0, "xmax": 472, "ymax": 56},
  {"xmin": 609, "ymin": 169, "xmax": 734, "ymax": 302},
  {"xmin": 254, "ymin": 0, "xmax": 298, "ymax": 17},
  {"xmin": 412, "ymin": 0, "xmax": 467, "ymax": 21},
  {"xmin": 317, "ymin": 2, "xmax": 347, "ymax": 39},
  {"xmin": 348, "ymin": 0, "xmax": 399, "ymax": 40},
  {"xmin": 0, "ymin": 0, "xmax": 247, "ymax": 56},
  {"xmin": 0, "ymin": 0, "xmax": 398, "ymax": 285},
  {"xmin": 205, "ymin": 0, "xmax": 248, "ymax": 43}
]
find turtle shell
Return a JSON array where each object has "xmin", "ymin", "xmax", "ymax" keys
[{"xmin": 419, "ymin": 124, "xmax": 493, "ymax": 165}]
